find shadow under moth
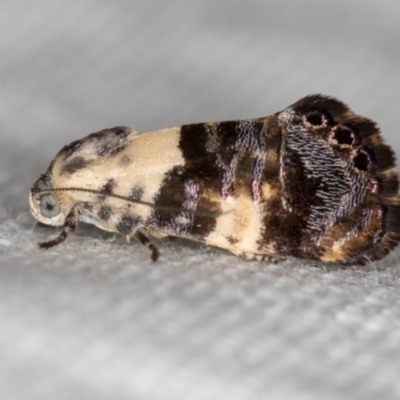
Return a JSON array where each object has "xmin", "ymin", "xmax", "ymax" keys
[{"xmin": 30, "ymin": 94, "xmax": 400, "ymax": 265}]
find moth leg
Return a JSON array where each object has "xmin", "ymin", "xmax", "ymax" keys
[
  {"xmin": 134, "ymin": 230, "xmax": 159, "ymax": 262},
  {"xmin": 38, "ymin": 208, "xmax": 77, "ymax": 249}
]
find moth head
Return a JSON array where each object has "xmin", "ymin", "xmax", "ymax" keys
[
  {"xmin": 29, "ymin": 169, "xmax": 69, "ymax": 226},
  {"xmin": 29, "ymin": 190, "xmax": 68, "ymax": 226}
]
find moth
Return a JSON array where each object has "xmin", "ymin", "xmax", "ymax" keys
[{"xmin": 29, "ymin": 94, "xmax": 400, "ymax": 265}]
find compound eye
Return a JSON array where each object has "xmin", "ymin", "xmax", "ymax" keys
[{"xmin": 40, "ymin": 195, "xmax": 60, "ymax": 218}]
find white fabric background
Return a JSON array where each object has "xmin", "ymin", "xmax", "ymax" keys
[{"xmin": 1, "ymin": 1, "xmax": 400, "ymax": 399}]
